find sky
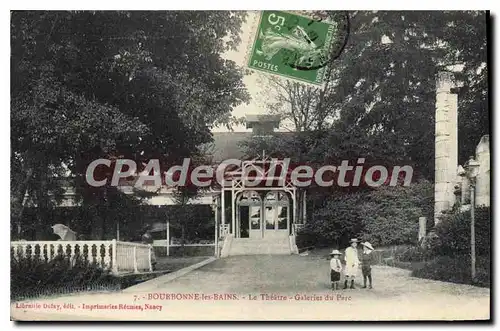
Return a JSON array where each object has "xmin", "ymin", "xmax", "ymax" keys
[{"xmin": 214, "ymin": 11, "xmax": 269, "ymax": 133}]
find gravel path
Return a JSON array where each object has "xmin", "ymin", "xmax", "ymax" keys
[{"xmin": 11, "ymin": 255, "xmax": 490, "ymax": 321}]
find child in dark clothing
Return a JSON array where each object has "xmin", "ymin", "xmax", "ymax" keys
[
  {"xmin": 361, "ymin": 242, "xmax": 374, "ymax": 289},
  {"xmin": 329, "ymin": 249, "xmax": 342, "ymax": 290}
]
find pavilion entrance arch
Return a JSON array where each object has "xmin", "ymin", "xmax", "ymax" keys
[
  {"xmin": 219, "ymin": 156, "xmax": 304, "ymax": 240},
  {"xmin": 234, "ymin": 190, "xmax": 291, "ymax": 239},
  {"xmin": 236, "ymin": 190, "xmax": 262, "ymax": 239}
]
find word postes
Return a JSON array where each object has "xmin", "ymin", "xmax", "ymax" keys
[{"xmin": 247, "ymin": 11, "xmax": 349, "ymax": 86}]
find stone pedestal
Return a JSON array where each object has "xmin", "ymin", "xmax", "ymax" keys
[{"xmin": 418, "ymin": 217, "xmax": 427, "ymax": 242}]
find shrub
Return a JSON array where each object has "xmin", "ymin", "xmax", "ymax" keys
[
  {"xmin": 300, "ymin": 180, "xmax": 434, "ymax": 248},
  {"xmin": 295, "ymin": 227, "xmax": 323, "ymax": 249},
  {"xmin": 432, "ymin": 206, "xmax": 490, "ymax": 257},
  {"xmin": 368, "ymin": 245, "xmax": 426, "ymax": 266},
  {"xmin": 11, "ymin": 254, "xmax": 120, "ymax": 300},
  {"xmin": 411, "ymin": 254, "xmax": 490, "ymax": 288},
  {"xmin": 154, "ymin": 245, "xmax": 214, "ymax": 257},
  {"xmin": 397, "ymin": 245, "xmax": 434, "ymax": 262},
  {"xmin": 301, "ymin": 192, "xmax": 367, "ymax": 248},
  {"xmin": 360, "ymin": 180, "xmax": 434, "ymax": 246}
]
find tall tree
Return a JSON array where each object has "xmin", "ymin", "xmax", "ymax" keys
[
  {"xmin": 256, "ymin": 11, "xmax": 488, "ymax": 180},
  {"xmin": 11, "ymin": 11, "xmax": 250, "ymax": 237},
  {"xmin": 323, "ymin": 11, "xmax": 488, "ymax": 178},
  {"xmin": 249, "ymin": 11, "xmax": 488, "ymax": 242},
  {"xmin": 257, "ymin": 76, "xmax": 337, "ymax": 132}
]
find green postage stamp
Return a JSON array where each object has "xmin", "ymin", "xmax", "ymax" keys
[{"xmin": 247, "ymin": 11, "xmax": 349, "ymax": 86}]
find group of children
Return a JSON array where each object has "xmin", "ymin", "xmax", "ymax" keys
[{"xmin": 329, "ymin": 238, "xmax": 374, "ymax": 290}]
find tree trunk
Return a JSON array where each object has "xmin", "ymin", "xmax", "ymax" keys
[
  {"xmin": 100, "ymin": 215, "xmax": 106, "ymax": 240},
  {"xmin": 11, "ymin": 167, "xmax": 34, "ymax": 239},
  {"xmin": 311, "ymin": 195, "xmax": 316, "ymax": 222},
  {"xmin": 181, "ymin": 224, "xmax": 185, "ymax": 257}
]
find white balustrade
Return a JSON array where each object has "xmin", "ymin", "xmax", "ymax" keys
[
  {"xmin": 114, "ymin": 241, "xmax": 152, "ymax": 273},
  {"xmin": 11, "ymin": 240, "xmax": 152, "ymax": 275}
]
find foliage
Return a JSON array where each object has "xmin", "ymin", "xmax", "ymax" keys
[
  {"xmin": 296, "ymin": 180, "xmax": 433, "ymax": 248},
  {"xmin": 397, "ymin": 246, "xmax": 433, "ymax": 263},
  {"xmin": 77, "ymin": 186, "xmax": 150, "ymax": 240},
  {"xmin": 442, "ymin": 12, "xmax": 488, "ymax": 165},
  {"xmin": 257, "ymin": 76, "xmax": 335, "ymax": 132},
  {"xmin": 432, "ymin": 206, "xmax": 491, "ymax": 257},
  {"xmin": 155, "ymin": 246, "xmax": 215, "ymax": 258},
  {"xmin": 256, "ymin": 11, "xmax": 488, "ymax": 181},
  {"xmin": 411, "ymin": 254, "xmax": 490, "ymax": 288},
  {"xmin": 300, "ymin": 192, "xmax": 367, "ymax": 248},
  {"xmin": 166, "ymin": 205, "xmax": 214, "ymax": 241},
  {"xmin": 11, "ymin": 11, "xmax": 249, "ymax": 238},
  {"xmin": 11, "ymin": 254, "xmax": 120, "ymax": 300},
  {"xmin": 360, "ymin": 180, "xmax": 434, "ymax": 246},
  {"xmin": 325, "ymin": 11, "xmax": 487, "ymax": 177},
  {"xmin": 295, "ymin": 227, "xmax": 323, "ymax": 249},
  {"xmin": 365, "ymin": 207, "xmax": 491, "ymax": 288}
]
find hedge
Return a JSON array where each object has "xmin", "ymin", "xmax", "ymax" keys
[
  {"xmin": 296, "ymin": 180, "xmax": 434, "ymax": 248},
  {"xmin": 432, "ymin": 206, "xmax": 491, "ymax": 257},
  {"xmin": 11, "ymin": 253, "xmax": 121, "ymax": 301},
  {"xmin": 411, "ymin": 254, "xmax": 490, "ymax": 288},
  {"xmin": 154, "ymin": 245, "xmax": 215, "ymax": 257}
]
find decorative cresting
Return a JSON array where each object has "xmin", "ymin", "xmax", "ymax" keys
[
  {"xmin": 228, "ymin": 157, "xmax": 296, "ymax": 193},
  {"xmin": 264, "ymin": 191, "xmax": 289, "ymax": 204},
  {"xmin": 237, "ymin": 190, "xmax": 262, "ymax": 205},
  {"xmin": 10, "ymin": 240, "xmax": 153, "ymax": 274}
]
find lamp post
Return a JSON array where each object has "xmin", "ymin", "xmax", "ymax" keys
[
  {"xmin": 464, "ymin": 156, "xmax": 480, "ymax": 282},
  {"xmin": 212, "ymin": 197, "xmax": 219, "ymax": 258}
]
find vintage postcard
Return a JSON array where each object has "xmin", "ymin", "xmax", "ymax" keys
[{"xmin": 10, "ymin": 10, "xmax": 490, "ymax": 321}]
